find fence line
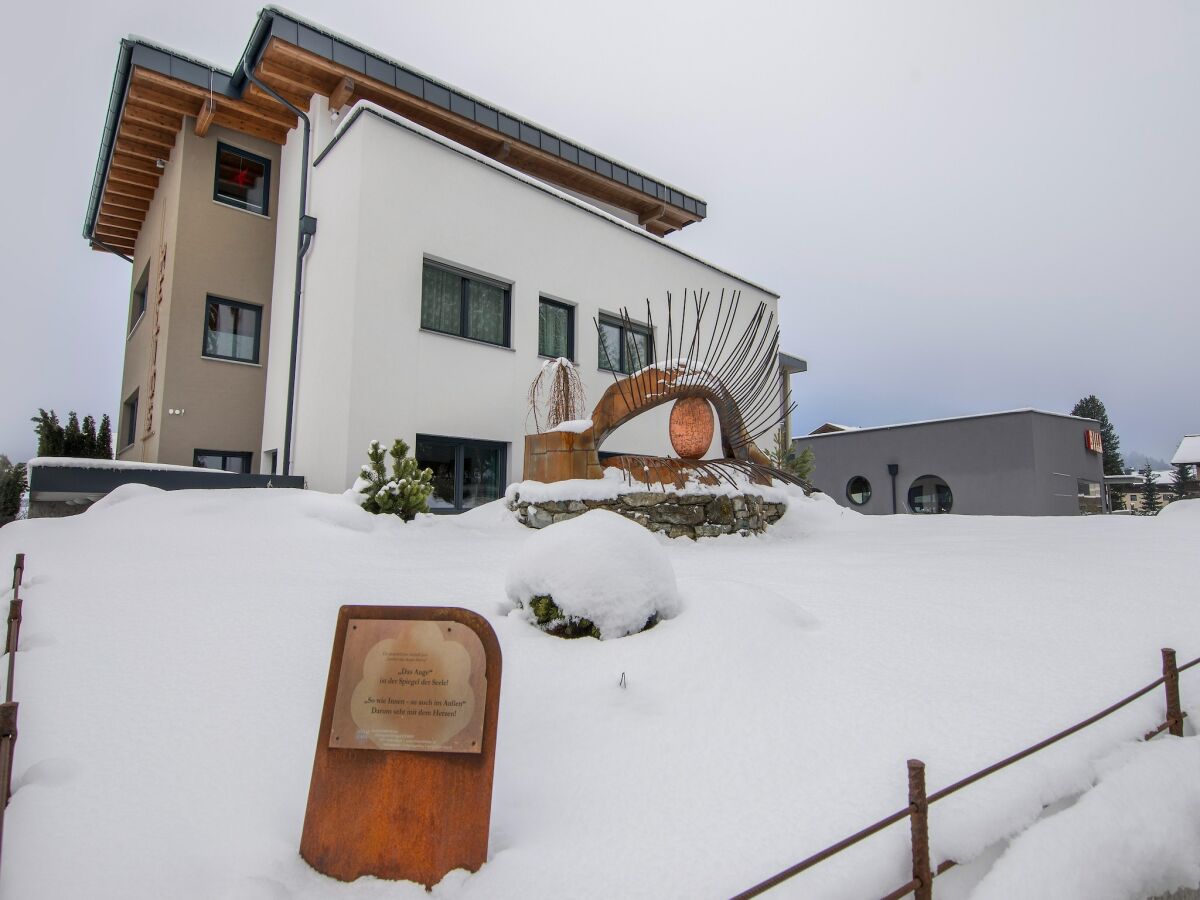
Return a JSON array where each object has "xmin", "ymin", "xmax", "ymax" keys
[
  {"xmin": 732, "ymin": 646, "xmax": 1194, "ymax": 899},
  {"xmin": 0, "ymin": 553, "xmax": 26, "ymax": 874}
]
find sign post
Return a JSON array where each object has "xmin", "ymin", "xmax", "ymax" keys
[{"xmin": 300, "ymin": 606, "xmax": 502, "ymax": 886}]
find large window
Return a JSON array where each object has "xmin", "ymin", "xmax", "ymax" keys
[
  {"xmin": 128, "ymin": 264, "xmax": 149, "ymax": 334},
  {"xmin": 420, "ymin": 260, "xmax": 511, "ymax": 347},
  {"xmin": 538, "ymin": 297, "xmax": 575, "ymax": 360},
  {"xmin": 194, "ymin": 450, "xmax": 252, "ymax": 473},
  {"xmin": 598, "ymin": 314, "xmax": 653, "ymax": 374},
  {"xmin": 203, "ymin": 296, "xmax": 262, "ymax": 364},
  {"xmin": 415, "ymin": 435, "xmax": 506, "ymax": 513},
  {"xmin": 121, "ymin": 390, "xmax": 139, "ymax": 450},
  {"xmin": 907, "ymin": 475, "xmax": 953, "ymax": 514},
  {"xmin": 214, "ymin": 143, "xmax": 270, "ymax": 215}
]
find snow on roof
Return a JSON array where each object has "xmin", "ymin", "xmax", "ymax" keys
[
  {"xmin": 322, "ymin": 104, "xmax": 779, "ymax": 298},
  {"xmin": 1171, "ymin": 435, "xmax": 1200, "ymax": 465},
  {"xmin": 796, "ymin": 408, "xmax": 1099, "ymax": 439},
  {"xmin": 27, "ymin": 457, "xmax": 231, "ymax": 474}
]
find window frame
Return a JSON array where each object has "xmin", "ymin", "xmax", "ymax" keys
[
  {"xmin": 128, "ymin": 263, "xmax": 149, "ymax": 336},
  {"xmin": 213, "ymin": 142, "xmax": 272, "ymax": 216},
  {"xmin": 907, "ymin": 474, "xmax": 954, "ymax": 514},
  {"xmin": 597, "ymin": 313, "xmax": 654, "ymax": 374},
  {"xmin": 120, "ymin": 390, "xmax": 139, "ymax": 451},
  {"xmin": 193, "ymin": 449, "xmax": 253, "ymax": 473},
  {"xmin": 846, "ymin": 475, "xmax": 872, "ymax": 506},
  {"xmin": 420, "ymin": 259, "xmax": 512, "ymax": 348},
  {"xmin": 537, "ymin": 296, "xmax": 576, "ymax": 361},
  {"xmin": 415, "ymin": 433, "xmax": 508, "ymax": 514},
  {"xmin": 201, "ymin": 294, "xmax": 263, "ymax": 365}
]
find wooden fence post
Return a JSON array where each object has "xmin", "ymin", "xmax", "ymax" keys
[
  {"xmin": 908, "ymin": 759, "xmax": 932, "ymax": 900},
  {"xmin": 9, "ymin": 554, "xmax": 22, "ymax": 592},
  {"xmin": 1162, "ymin": 648, "xmax": 1183, "ymax": 738}
]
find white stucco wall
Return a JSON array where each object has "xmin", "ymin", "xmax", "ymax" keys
[{"xmin": 265, "ymin": 105, "xmax": 782, "ymax": 494}]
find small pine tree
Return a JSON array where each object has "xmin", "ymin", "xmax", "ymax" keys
[
  {"xmin": 0, "ymin": 462, "xmax": 27, "ymax": 525},
  {"xmin": 32, "ymin": 409, "xmax": 65, "ymax": 456},
  {"xmin": 767, "ymin": 427, "xmax": 815, "ymax": 482},
  {"xmin": 1140, "ymin": 463, "xmax": 1163, "ymax": 515},
  {"xmin": 1172, "ymin": 464, "xmax": 1195, "ymax": 503},
  {"xmin": 82, "ymin": 416, "xmax": 99, "ymax": 457},
  {"xmin": 64, "ymin": 412, "xmax": 84, "ymax": 458},
  {"xmin": 96, "ymin": 415, "xmax": 114, "ymax": 459},
  {"xmin": 356, "ymin": 439, "xmax": 434, "ymax": 521},
  {"xmin": 1070, "ymin": 395, "xmax": 1125, "ymax": 476}
]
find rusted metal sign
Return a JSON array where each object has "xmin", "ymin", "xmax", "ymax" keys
[{"xmin": 329, "ymin": 618, "xmax": 486, "ymax": 753}]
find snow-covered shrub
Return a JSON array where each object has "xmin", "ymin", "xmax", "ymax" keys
[
  {"xmin": 505, "ymin": 509, "xmax": 681, "ymax": 639},
  {"xmin": 354, "ymin": 439, "xmax": 434, "ymax": 521}
]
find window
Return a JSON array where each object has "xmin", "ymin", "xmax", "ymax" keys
[
  {"xmin": 415, "ymin": 435, "xmax": 506, "ymax": 513},
  {"xmin": 420, "ymin": 260, "xmax": 511, "ymax": 347},
  {"xmin": 194, "ymin": 450, "xmax": 252, "ymax": 473},
  {"xmin": 907, "ymin": 475, "xmax": 953, "ymax": 514},
  {"xmin": 846, "ymin": 475, "xmax": 872, "ymax": 506},
  {"xmin": 214, "ymin": 143, "xmax": 270, "ymax": 215},
  {"xmin": 265, "ymin": 449, "xmax": 278, "ymax": 476},
  {"xmin": 128, "ymin": 264, "xmax": 149, "ymax": 334},
  {"xmin": 1077, "ymin": 479, "xmax": 1102, "ymax": 515},
  {"xmin": 598, "ymin": 314, "xmax": 653, "ymax": 374},
  {"xmin": 538, "ymin": 297, "xmax": 575, "ymax": 359},
  {"xmin": 121, "ymin": 390, "xmax": 139, "ymax": 450},
  {"xmin": 203, "ymin": 296, "xmax": 262, "ymax": 364}
]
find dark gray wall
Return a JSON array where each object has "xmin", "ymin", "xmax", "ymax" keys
[{"xmin": 792, "ymin": 411, "xmax": 1104, "ymax": 516}]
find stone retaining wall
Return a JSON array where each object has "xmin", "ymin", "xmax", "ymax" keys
[{"xmin": 508, "ymin": 490, "xmax": 786, "ymax": 539}]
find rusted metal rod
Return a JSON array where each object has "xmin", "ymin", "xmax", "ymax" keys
[
  {"xmin": 9, "ymin": 554, "xmax": 22, "ymax": 593},
  {"xmin": 908, "ymin": 760, "xmax": 932, "ymax": 900},
  {"xmin": 0, "ymin": 699, "xmax": 18, "ymax": 874},
  {"xmin": 1163, "ymin": 648, "xmax": 1183, "ymax": 737}
]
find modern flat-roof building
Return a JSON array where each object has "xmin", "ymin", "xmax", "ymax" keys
[
  {"xmin": 791, "ymin": 409, "xmax": 1107, "ymax": 516},
  {"xmin": 85, "ymin": 8, "xmax": 799, "ymax": 507}
]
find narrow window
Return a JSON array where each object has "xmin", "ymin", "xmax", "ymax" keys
[
  {"xmin": 128, "ymin": 264, "xmax": 149, "ymax": 334},
  {"xmin": 598, "ymin": 314, "xmax": 653, "ymax": 374},
  {"xmin": 121, "ymin": 390, "xmax": 139, "ymax": 450},
  {"xmin": 265, "ymin": 449, "xmax": 278, "ymax": 476},
  {"xmin": 415, "ymin": 434, "xmax": 507, "ymax": 513},
  {"xmin": 202, "ymin": 296, "xmax": 262, "ymax": 364},
  {"xmin": 193, "ymin": 450, "xmax": 253, "ymax": 473},
  {"xmin": 538, "ymin": 298, "xmax": 575, "ymax": 360},
  {"xmin": 214, "ymin": 143, "xmax": 271, "ymax": 215},
  {"xmin": 420, "ymin": 260, "xmax": 511, "ymax": 347}
]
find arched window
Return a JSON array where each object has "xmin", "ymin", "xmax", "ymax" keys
[
  {"xmin": 846, "ymin": 475, "xmax": 872, "ymax": 506},
  {"xmin": 907, "ymin": 475, "xmax": 953, "ymax": 514}
]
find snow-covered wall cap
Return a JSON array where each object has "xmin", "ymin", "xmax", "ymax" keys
[
  {"xmin": 319, "ymin": 103, "xmax": 779, "ymax": 299},
  {"xmin": 797, "ymin": 408, "xmax": 1101, "ymax": 439},
  {"xmin": 1170, "ymin": 435, "xmax": 1200, "ymax": 465},
  {"xmin": 27, "ymin": 457, "xmax": 232, "ymax": 474}
]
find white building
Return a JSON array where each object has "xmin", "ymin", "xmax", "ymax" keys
[{"xmin": 84, "ymin": 10, "xmax": 795, "ymax": 510}]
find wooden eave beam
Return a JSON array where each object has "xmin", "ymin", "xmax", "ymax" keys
[
  {"xmin": 98, "ymin": 214, "xmax": 142, "ymax": 232},
  {"xmin": 95, "ymin": 225, "xmax": 138, "ymax": 245},
  {"xmin": 107, "ymin": 166, "xmax": 159, "ymax": 188},
  {"xmin": 130, "ymin": 68, "xmax": 295, "ymax": 141},
  {"xmin": 106, "ymin": 180, "xmax": 154, "ymax": 202},
  {"xmin": 102, "ymin": 192, "xmax": 150, "ymax": 213},
  {"xmin": 195, "ymin": 98, "xmax": 217, "ymax": 137},
  {"xmin": 111, "ymin": 151, "xmax": 162, "ymax": 176},
  {"xmin": 123, "ymin": 104, "xmax": 184, "ymax": 132},
  {"xmin": 99, "ymin": 202, "xmax": 145, "ymax": 224},
  {"xmin": 329, "ymin": 76, "xmax": 355, "ymax": 110},
  {"xmin": 118, "ymin": 121, "xmax": 175, "ymax": 151},
  {"xmin": 115, "ymin": 137, "xmax": 169, "ymax": 163},
  {"xmin": 638, "ymin": 203, "xmax": 667, "ymax": 226},
  {"xmin": 262, "ymin": 38, "xmax": 699, "ymax": 228}
]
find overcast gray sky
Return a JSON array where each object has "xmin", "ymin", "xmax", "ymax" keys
[{"xmin": 1, "ymin": 1, "xmax": 1196, "ymax": 465}]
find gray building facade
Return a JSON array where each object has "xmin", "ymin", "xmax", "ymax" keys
[{"xmin": 792, "ymin": 410, "xmax": 1107, "ymax": 516}]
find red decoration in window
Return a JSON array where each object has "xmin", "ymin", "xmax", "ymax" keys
[{"xmin": 231, "ymin": 167, "xmax": 255, "ymax": 187}]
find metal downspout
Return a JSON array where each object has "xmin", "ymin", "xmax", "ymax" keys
[{"xmin": 242, "ymin": 59, "xmax": 315, "ymax": 478}]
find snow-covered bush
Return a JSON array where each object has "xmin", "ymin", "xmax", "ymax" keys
[
  {"xmin": 505, "ymin": 509, "xmax": 681, "ymax": 639},
  {"xmin": 354, "ymin": 439, "xmax": 433, "ymax": 521}
]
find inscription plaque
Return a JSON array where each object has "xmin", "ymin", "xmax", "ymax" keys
[{"xmin": 329, "ymin": 619, "xmax": 486, "ymax": 753}]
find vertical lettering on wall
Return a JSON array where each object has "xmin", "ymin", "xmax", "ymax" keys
[{"xmin": 142, "ymin": 242, "xmax": 168, "ymax": 449}]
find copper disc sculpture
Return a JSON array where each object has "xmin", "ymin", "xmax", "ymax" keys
[{"xmin": 669, "ymin": 397, "xmax": 715, "ymax": 459}]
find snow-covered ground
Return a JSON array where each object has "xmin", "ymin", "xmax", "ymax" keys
[{"xmin": 0, "ymin": 487, "xmax": 1197, "ymax": 899}]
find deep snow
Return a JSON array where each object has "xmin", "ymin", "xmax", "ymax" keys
[{"xmin": 1, "ymin": 489, "xmax": 1198, "ymax": 899}]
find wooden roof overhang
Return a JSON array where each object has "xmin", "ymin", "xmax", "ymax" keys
[{"xmin": 85, "ymin": 9, "xmax": 706, "ymax": 255}]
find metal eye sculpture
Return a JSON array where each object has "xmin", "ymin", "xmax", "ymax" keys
[{"xmin": 586, "ymin": 289, "xmax": 801, "ymax": 489}]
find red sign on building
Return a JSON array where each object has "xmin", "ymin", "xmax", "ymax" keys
[{"xmin": 1085, "ymin": 430, "xmax": 1103, "ymax": 453}]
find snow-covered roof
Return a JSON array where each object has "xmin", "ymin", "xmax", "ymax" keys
[
  {"xmin": 28, "ymin": 457, "xmax": 231, "ymax": 474},
  {"xmin": 796, "ymin": 408, "xmax": 1098, "ymax": 439},
  {"xmin": 1171, "ymin": 435, "xmax": 1200, "ymax": 465}
]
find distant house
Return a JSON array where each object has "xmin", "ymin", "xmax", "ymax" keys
[{"xmin": 791, "ymin": 409, "xmax": 1107, "ymax": 516}]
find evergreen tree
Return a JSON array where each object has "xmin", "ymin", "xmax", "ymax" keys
[
  {"xmin": 0, "ymin": 462, "xmax": 27, "ymax": 525},
  {"xmin": 1173, "ymin": 464, "xmax": 1195, "ymax": 503},
  {"xmin": 767, "ymin": 427, "xmax": 815, "ymax": 482},
  {"xmin": 64, "ymin": 412, "xmax": 83, "ymax": 457},
  {"xmin": 1070, "ymin": 395, "xmax": 1124, "ymax": 476},
  {"xmin": 97, "ymin": 415, "xmax": 114, "ymax": 459},
  {"xmin": 31, "ymin": 409, "xmax": 64, "ymax": 456},
  {"xmin": 82, "ymin": 416, "xmax": 98, "ymax": 457},
  {"xmin": 356, "ymin": 439, "xmax": 434, "ymax": 521},
  {"xmin": 1140, "ymin": 463, "xmax": 1163, "ymax": 515}
]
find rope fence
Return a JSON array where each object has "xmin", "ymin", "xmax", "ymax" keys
[{"xmin": 732, "ymin": 646, "xmax": 1196, "ymax": 899}]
